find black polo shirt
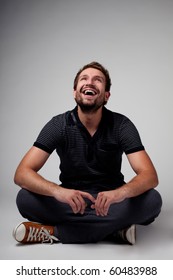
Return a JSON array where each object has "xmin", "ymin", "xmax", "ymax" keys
[{"xmin": 34, "ymin": 107, "xmax": 144, "ymax": 191}]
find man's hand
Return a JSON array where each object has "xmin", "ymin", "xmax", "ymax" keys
[
  {"xmin": 54, "ymin": 187, "xmax": 95, "ymax": 215},
  {"xmin": 92, "ymin": 188, "xmax": 127, "ymax": 216}
]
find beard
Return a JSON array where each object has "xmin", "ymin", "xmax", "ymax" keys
[
  {"xmin": 74, "ymin": 97, "xmax": 107, "ymax": 113},
  {"xmin": 74, "ymin": 84, "xmax": 107, "ymax": 113}
]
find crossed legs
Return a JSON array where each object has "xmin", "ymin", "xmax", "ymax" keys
[{"xmin": 16, "ymin": 188, "xmax": 162, "ymax": 244}]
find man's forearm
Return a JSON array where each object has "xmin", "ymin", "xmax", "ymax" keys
[
  {"xmin": 14, "ymin": 167, "xmax": 60, "ymax": 197},
  {"xmin": 14, "ymin": 167, "xmax": 96, "ymax": 215},
  {"xmin": 121, "ymin": 170, "xmax": 159, "ymax": 199}
]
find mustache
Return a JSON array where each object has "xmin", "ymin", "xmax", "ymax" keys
[{"xmin": 80, "ymin": 84, "xmax": 98, "ymax": 93}]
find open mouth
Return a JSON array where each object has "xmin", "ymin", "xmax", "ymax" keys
[
  {"xmin": 81, "ymin": 87, "xmax": 98, "ymax": 96},
  {"xmin": 83, "ymin": 90, "xmax": 97, "ymax": 96}
]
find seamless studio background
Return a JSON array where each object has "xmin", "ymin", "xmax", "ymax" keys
[{"xmin": 0, "ymin": 0, "xmax": 173, "ymax": 259}]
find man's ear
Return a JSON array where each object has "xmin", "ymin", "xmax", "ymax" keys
[
  {"xmin": 73, "ymin": 90, "xmax": 76, "ymax": 98},
  {"xmin": 105, "ymin": 91, "xmax": 111, "ymax": 101}
]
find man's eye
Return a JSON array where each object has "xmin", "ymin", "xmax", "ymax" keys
[{"xmin": 95, "ymin": 78, "xmax": 102, "ymax": 82}]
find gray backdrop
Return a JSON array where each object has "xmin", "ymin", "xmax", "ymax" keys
[{"xmin": 0, "ymin": 0, "xmax": 172, "ymax": 259}]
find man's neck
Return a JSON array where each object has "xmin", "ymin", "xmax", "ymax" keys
[{"xmin": 77, "ymin": 106, "xmax": 103, "ymax": 136}]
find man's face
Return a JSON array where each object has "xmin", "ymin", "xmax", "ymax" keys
[{"xmin": 73, "ymin": 68, "xmax": 110, "ymax": 113}]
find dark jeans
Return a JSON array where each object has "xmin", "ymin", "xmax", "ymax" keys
[{"xmin": 16, "ymin": 188, "xmax": 162, "ymax": 244}]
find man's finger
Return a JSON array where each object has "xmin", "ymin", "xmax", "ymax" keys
[
  {"xmin": 79, "ymin": 191, "xmax": 95, "ymax": 203},
  {"xmin": 76, "ymin": 195, "xmax": 86, "ymax": 214}
]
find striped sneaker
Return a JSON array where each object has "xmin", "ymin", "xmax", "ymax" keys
[{"xmin": 13, "ymin": 222, "xmax": 59, "ymax": 244}]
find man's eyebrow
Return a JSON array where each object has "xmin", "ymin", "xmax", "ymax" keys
[
  {"xmin": 79, "ymin": 74, "xmax": 105, "ymax": 80},
  {"xmin": 79, "ymin": 74, "xmax": 88, "ymax": 78},
  {"xmin": 94, "ymin": 75, "xmax": 105, "ymax": 81}
]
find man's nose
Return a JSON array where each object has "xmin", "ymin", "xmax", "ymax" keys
[{"xmin": 86, "ymin": 77, "xmax": 94, "ymax": 85}]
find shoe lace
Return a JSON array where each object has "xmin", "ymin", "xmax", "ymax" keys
[{"xmin": 27, "ymin": 226, "xmax": 58, "ymax": 244}]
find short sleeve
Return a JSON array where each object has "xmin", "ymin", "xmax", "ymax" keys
[
  {"xmin": 119, "ymin": 117, "xmax": 145, "ymax": 154},
  {"xmin": 33, "ymin": 116, "xmax": 63, "ymax": 154}
]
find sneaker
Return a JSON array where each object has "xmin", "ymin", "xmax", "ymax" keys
[
  {"xmin": 118, "ymin": 224, "xmax": 136, "ymax": 245},
  {"xmin": 13, "ymin": 222, "xmax": 59, "ymax": 244}
]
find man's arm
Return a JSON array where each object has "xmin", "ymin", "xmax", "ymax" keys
[
  {"xmin": 121, "ymin": 150, "xmax": 159, "ymax": 197},
  {"xmin": 94, "ymin": 150, "xmax": 159, "ymax": 216},
  {"xmin": 14, "ymin": 146, "xmax": 95, "ymax": 214},
  {"xmin": 14, "ymin": 146, "xmax": 53, "ymax": 195}
]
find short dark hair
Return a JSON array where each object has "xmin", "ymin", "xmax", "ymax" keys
[{"xmin": 73, "ymin": 61, "xmax": 112, "ymax": 91}]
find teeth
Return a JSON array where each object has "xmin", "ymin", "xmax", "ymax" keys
[{"xmin": 84, "ymin": 90, "xmax": 96, "ymax": 95}]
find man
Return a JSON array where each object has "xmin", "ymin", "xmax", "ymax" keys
[{"xmin": 13, "ymin": 61, "xmax": 162, "ymax": 245}]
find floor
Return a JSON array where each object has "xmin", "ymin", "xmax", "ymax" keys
[{"xmin": 1, "ymin": 197, "xmax": 173, "ymax": 261}]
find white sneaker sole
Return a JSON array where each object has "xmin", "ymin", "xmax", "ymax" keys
[{"xmin": 126, "ymin": 224, "xmax": 136, "ymax": 245}]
